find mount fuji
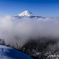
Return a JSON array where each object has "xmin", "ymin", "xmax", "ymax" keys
[{"xmin": 15, "ymin": 10, "xmax": 42, "ymax": 18}]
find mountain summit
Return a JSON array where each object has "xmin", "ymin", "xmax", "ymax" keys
[
  {"xmin": 15, "ymin": 10, "xmax": 42, "ymax": 18},
  {"xmin": 17, "ymin": 10, "xmax": 36, "ymax": 17}
]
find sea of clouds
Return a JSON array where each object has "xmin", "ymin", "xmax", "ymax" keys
[{"xmin": 0, "ymin": 15, "xmax": 59, "ymax": 48}]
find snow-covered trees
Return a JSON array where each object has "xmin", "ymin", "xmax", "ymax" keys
[{"xmin": 0, "ymin": 39, "xmax": 5, "ymax": 45}]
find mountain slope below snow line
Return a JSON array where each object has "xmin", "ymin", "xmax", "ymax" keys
[
  {"xmin": 0, "ymin": 45, "xmax": 33, "ymax": 59},
  {"xmin": 14, "ymin": 10, "xmax": 42, "ymax": 18}
]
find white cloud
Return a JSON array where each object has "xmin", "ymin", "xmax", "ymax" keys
[{"xmin": 0, "ymin": 15, "xmax": 59, "ymax": 47}]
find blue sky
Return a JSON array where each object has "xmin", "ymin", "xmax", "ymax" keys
[{"xmin": 0, "ymin": 0, "xmax": 59, "ymax": 17}]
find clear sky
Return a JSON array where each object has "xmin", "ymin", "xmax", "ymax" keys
[{"xmin": 0, "ymin": 0, "xmax": 59, "ymax": 17}]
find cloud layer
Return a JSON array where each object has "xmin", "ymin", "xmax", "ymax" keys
[{"xmin": 0, "ymin": 15, "xmax": 59, "ymax": 47}]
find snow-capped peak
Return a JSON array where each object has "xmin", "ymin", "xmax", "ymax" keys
[{"xmin": 17, "ymin": 10, "xmax": 36, "ymax": 16}]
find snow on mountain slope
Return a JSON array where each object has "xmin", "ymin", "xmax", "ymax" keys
[
  {"xmin": 17, "ymin": 10, "xmax": 36, "ymax": 16},
  {"xmin": 14, "ymin": 10, "xmax": 42, "ymax": 18},
  {"xmin": 0, "ymin": 45, "xmax": 33, "ymax": 59}
]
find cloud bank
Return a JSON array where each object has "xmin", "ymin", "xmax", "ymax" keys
[{"xmin": 0, "ymin": 15, "xmax": 59, "ymax": 47}]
